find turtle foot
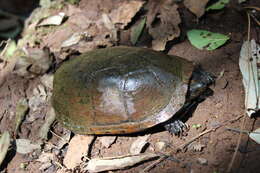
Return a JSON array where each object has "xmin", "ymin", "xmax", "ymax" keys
[{"xmin": 164, "ymin": 120, "xmax": 188, "ymax": 135}]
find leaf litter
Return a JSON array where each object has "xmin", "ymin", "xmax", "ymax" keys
[{"xmin": 0, "ymin": 0, "xmax": 257, "ymax": 172}]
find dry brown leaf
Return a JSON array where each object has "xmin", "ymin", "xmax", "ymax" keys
[
  {"xmin": 130, "ymin": 135, "xmax": 150, "ymax": 154},
  {"xmin": 86, "ymin": 153, "xmax": 159, "ymax": 173},
  {"xmin": 37, "ymin": 12, "xmax": 66, "ymax": 26},
  {"xmin": 98, "ymin": 136, "xmax": 117, "ymax": 148},
  {"xmin": 13, "ymin": 47, "xmax": 52, "ymax": 78},
  {"xmin": 109, "ymin": 0, "xmax": 145, "ymax": 29},
  {"xmin": 146, "ymin": 0, "xmax": 181, "ymax": 50},
  {"xmin": 63, "ymin": 135, "xmax": 95, "ymax": 169},
  {"xmin": 38, "ymin": 107, "xmax": 56, "ymax": 140},
  {"xmin": 184, "ymin": 0, "xmax": 209, "ymax": 18}
]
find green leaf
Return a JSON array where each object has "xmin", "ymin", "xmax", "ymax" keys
[
  {"xmin": 249, "ymin": 128, "xmax": 260, "ymax": 144},
  {"xmin": 0, "ymin": 131, "xmax": 10, "ymax": 167},
  {"xmin": 187, "ymin": 29, "xmax": 230, "ymax": 50},
  {"xmin": 0, "ymin": 39, "xmax": 17, "ymax": 61},
  {"xmin": 131, "ymin": 17, "xmax": 146, "ymax": 45},
  {"xmin": 206, "ymin": 0, "xmax": 230, "ymax": 11}
]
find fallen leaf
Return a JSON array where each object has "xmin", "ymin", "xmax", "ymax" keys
[
  {"xmin": 0, "ymin": 39, "xmax": 17, "ymax": 61},
  {"xmin": 146, "ymin": 0, "xmax": 181, "ymax": 50},
  {"xmin": 38, "ymin": 107, "xmax": 56, "ymax": 140},
  {"xmin": 239, "ymin": 40, "xmax": 260, "ymax": 116},
  {"xmin": 28, "ymin": 84, "xmax": 48, "ymax": 114},
  {"xmin": 40, "ymin": 74, "xmax": 54, "ymax": 90},
  {"xmin": 37, "ymin": 152, "xmax": 55, "ymax": 163},
  {"xmin": 15, "ymin": 139, "xmax": 41, "ymax": 154},
  {"xmin": 13, "ymin": 47, "xmax": 52, "ymax": 78},
  {"xmin": 0, "ymin": 40, "xmax": 19, "ymax": 86},
  {"xmin": 37, "ymin": 12, "xmax": 66, "ymax": 26},
  {"xmin": 0, "ymin": 131, "xmax": 10, "ymax": 167},
  {"xmin": 15, "ymin": 98, "xmax": 29, "ymax": 134},
  {"xmin": 63, "ymin": 135, "xmax": 95, "ymax": 169},
  {"xmin": 39, "ymin": 162, "xmax": 52, "ymax": 171},
  {"xmin": 187, "ymin": 29, "xmax": 229, "ymax": 50},
  {"xmin": 130, "ymin": 135, "xmax": 150, "ymax": 155},
  {"xmin": 86, "ymin": 153, "xmax": 159, "ymax": 173},
  {"xmin": 98, "ymin": 136, "xmax": 117, "ymax": 148},
  {"xmin": 206, "ymin": 0, "xmax": 230, "ymax": 11},
  {"xmin": 184, "ymin": 0, "xmax": 209, "ymax": 18},
  {"xmin": 61, "ymin": 32, "xmax": 90, "ymax": 48},
  {"xmin": 109, "ymin": 0, "xmax": 145, "ymax": 29},
  {"xmin": 131, "ymin": 17, "xmax": 146, "ymax": 45},
  {"xmin": 37, "ymin": 152, "xmax": 56, "ymax": 170},
  {"xmin": 249, "ymin": 128, "xmax": 260, "ymax": 144}
]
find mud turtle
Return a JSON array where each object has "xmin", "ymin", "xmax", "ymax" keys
[{"xmin": 52, "ymin": 46, "xmax": 213, "ymax": 135}]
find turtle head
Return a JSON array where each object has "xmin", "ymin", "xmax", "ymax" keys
[{"xmin": 187, "ymin": 66, "xmax": 215, "ymax": 102}]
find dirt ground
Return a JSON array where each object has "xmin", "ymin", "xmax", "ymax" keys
[{"xmin": 1, "ymin": 0, "xmax": 260, "ymax": 173}]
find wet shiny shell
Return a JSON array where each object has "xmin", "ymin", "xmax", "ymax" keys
[{"xmin": 52, "ymin": 46, "xmax": 194, "ymax": 134}]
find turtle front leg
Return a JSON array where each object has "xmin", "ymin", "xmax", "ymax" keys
[{"xmin": 164, "ymin": 120, "xmax": 188, "ymax": 135}]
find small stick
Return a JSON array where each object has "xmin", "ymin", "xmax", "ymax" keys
[
  {"xmin": 226, "ymin": 127, "xmax": 260, "ymax": 135},
  {"xmin": 177, "ymin": 128, "xmax": 218, "ymax": 150}
]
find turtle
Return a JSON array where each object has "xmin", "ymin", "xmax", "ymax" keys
[{"xmin": 52, "ymin": 46, "xmax": 214, "ymax": 135}]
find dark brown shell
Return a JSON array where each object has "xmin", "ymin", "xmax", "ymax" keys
[{"xmin": 52, "ymin": 46, "xmax": 194, "ymax": 134}]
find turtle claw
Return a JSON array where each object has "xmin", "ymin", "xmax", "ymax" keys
[{"xmin": 164, "ymin": 120, "xmax": 188, "ymax": 135}]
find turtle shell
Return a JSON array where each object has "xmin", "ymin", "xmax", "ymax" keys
[{"xmin": 52, "ymin": 46, "xmax": 194, "ymax": 134}]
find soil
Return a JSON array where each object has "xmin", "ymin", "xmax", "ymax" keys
[{"xmin": 1, "ymin": 0, "xmax": 260, "ymax": 173}]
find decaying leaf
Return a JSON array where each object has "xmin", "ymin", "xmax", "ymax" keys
[
  {"xmin": 146, "ymin": 0, "xmax": 181, "ymax": 50},
  {"xmin": 131, "ymin": 17, "xmax": 146, "ymax": 45},
  {"xmin": 249, "ymin": 128, "xmax": 260, "ymax": 144},
  {"xmin": 206, "ymin": 0, "xmax": 230, "ymax": 11},
  {"xmin": 0, "ymin": 131, "xmax": 10, "ymax": 167},
  {"xmin": 109, "ymin": 0, "xmax": 145, "ymax": 29},
  {"xmin": 37, "ymin": 12, "xmax": 66, "ymax": 26},
  {"xmin": 15, "ymin": 98, "xmax": 29, "ymax": 134},
  {"xmin": 28, "ymin": 84, "xmax": 48, "ymax": 113},
  {"xmin": 130, "ymin": 135, "xmax": 150, "ymax": 155},
  {"xmin": 184, "ymin": 0, "xmax": 209, "ymax": 18},
  {"xmin": 239, "ymin": 40, "xmax": 260, "ymax": 116},
  {"xmin": 15, "ymin": 139, "xmax": 41, "ymax": 154},
  {"xmin": 40, "ymin": 74, "xmax": 54, "ymax": 90},
  {"xmin": 86, "ymin": 153, "xmax": 159, "ymax": 173},
  {"xmin": 187, "ymin": 29, "xmax": 229, "ymax": 50},
  {"xmin": 37, "ymin": 152, "xmax": 55, "ymax": 163},
  {"xmin": 0, "ymin": 40, "xmax": 19, "ymax": 87},
  {"xmin": 63, "ymin": 135, "xmax": 95, "ymax": 169},
  {"xmin": 13, "ymin": 47, "xmax": 52, "ymax": 78},
  {"xmin": 98, "ymin": 136, "xmax": 117, "ymax": 148},
  {"xmin": 39, "ymin": 107, "xmax": 56, "ymax": 140},
  {"xmin": 61, "ymin": 32, "xmax": 90, "ymax": 48}
]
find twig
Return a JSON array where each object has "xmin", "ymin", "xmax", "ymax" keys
[
  {"xmin": 227, "ymin": 12, "xmax": 252, "ymax": 173},
  {"xmin": 227, "ymin": 115, "xmax": 246, "ymax": 173},
  {"xmin": 226, "ymin": 127, "xmax": 260, "ymax": 135},
  {"xmin": 141, "ymin": 125, "xmax": 222, "ymax": 173},
  {"xmin": 50, "ymin": 130, "xmax": 69, "ymax": 142},
  {"xmin": 178, "ymin": 127, "xmax": 218, "ymax": 150},
  {"xmin": 229, "ymin": 114, "xmax": 243, "ymax": 123},
  {"xmin": 244, "ymin": 6, "xmax": 260, "ymax": 11},
  {"xmin": 139, "ymin": 155, "xmax": 167, "ymax": 173}
]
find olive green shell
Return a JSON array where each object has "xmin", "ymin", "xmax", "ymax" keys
[{"xmin": 52, "ymin": 46, "xmax": 194, "ymax": 134}]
